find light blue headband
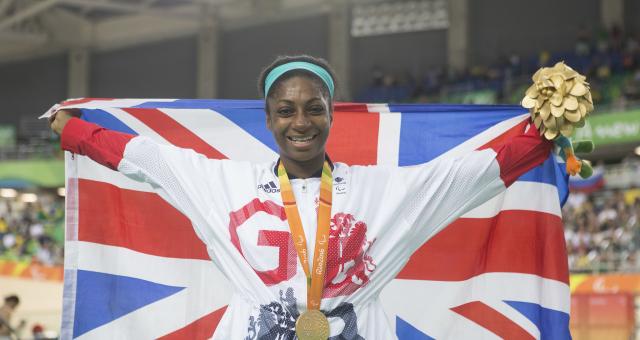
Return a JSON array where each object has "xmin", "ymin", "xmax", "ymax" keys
[{"xmin": 264, "ymin": 61, "xmax": 335, "ymax": 99}]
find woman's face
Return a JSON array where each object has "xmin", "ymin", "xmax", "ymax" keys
[{"xmin": 266, "ymin": 75, "xmax": 332, "ymax": 166}]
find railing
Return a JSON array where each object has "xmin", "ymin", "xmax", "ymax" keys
[
  {"xmin": 603, "ymin": 162, "xmax": 640, "ymax": 189},
  {"xmin": 570, "ymin": 252, "xmax": 640, "ymax": 274}
]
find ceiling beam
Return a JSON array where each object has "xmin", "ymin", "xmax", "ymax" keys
[
  {"xmin": 39, "ymin": 7, "xmax": 92, "ymax": 47},
  {"xmin": 93, "ymin": 8, "xmax": 199, "ymax": 51},
  {"xmin": 60, "ymin": 0, "xmax": 147, "ymax": 14},
  {"xmin": 141, "ymin": 0, "xmax": 159, "ymax": 8},
  {"xmin": 0, "ymin": 0, "xmax": 14, "ymax": 16},
  {"xmin": 0, "ymin": 29, "xmax": 48, "ymax": 44},
  {"xmin": 0, "ymin": 0, "xmax": 59, "ymax": 31},
  {"xmin": 59, "ymin": 0, "xmax": 200, "ymax": 18}
]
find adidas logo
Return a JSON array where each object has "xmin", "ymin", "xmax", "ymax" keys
[{"xmin": 258, "ymin": 181, "xmax": 280, "ymax": 193}]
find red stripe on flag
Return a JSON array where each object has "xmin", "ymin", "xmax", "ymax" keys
[
  {"xmin": 396, "ymin": 210, "xmax": 569, "ymax": 283},
  {"xmin": 60, "ymin": 98, "xmax": 115, "ymax": 106},
  {"xmin": 327, "ymin": 110, "xmax": 379, "ymax": 165},
  {"xmin": 78, "ymin": 179, "xmax": 210, "ymax": 260},
  {"xmin": 451, "ymin": 301, "xmax": 535, "ymax": 340},
  {"xmin": 158, "ymin": 306, "xmax": 228, "ymax": 340},
  {"xmin": 334, "ymin": 103, "xmax": 370, "ymax": 112},
  {"xmin": 477, "ymin": 119, "xmax": 529, "ymax": 152},
  {"xmin": 123, "ymin": 108, "xmax": 227, "ymax": 159}
]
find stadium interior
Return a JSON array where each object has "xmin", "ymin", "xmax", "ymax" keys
[{"xmin": 1, "ymin": 0, "xmax": 639, "ymax": 339}]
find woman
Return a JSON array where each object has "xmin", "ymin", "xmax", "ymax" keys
[{"xmin": 50, "ymin": 55, "xmax": 551, "ymax": 339}]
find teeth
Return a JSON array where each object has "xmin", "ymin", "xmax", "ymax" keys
[{"xmin": 290, "ymin": 136, "xmax": 314, "ymax": 142}]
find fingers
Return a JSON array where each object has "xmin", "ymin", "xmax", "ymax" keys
[{"xmin": 49, "ymin": 110, "xmax": 73, "ymax": 135}]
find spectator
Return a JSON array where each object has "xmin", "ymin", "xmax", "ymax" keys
[{"xmin": 0, "ymin": 295, "xmax": 25, "ymax": 340}]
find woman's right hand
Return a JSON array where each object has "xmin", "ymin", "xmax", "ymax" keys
[{"xmin": 49, "ymin": 110, "xmax": 77, "ymax": 135}]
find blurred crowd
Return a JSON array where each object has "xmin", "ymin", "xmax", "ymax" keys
[
  {"xmin": 357, "ymin": 25, "xmax": 640, "ymax": 109},
  {"xmin": 564, "ymin": 187, "xmax": 640, "ymax": 273},
  {"xmin": 0, "ymin": 294, "xmax": 57, "ymax": 340},
  {"xmin": 0, "ymin": 195, "xmax": 64, "ymax": 267}
]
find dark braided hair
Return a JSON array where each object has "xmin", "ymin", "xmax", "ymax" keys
[{"xmin": 257, "ymin": 55, "xmax": 339, "ymax": 103}]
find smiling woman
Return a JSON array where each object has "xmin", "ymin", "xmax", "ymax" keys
[
  {"xmin": 48, "ymin": 55, "xmax": 554, "ymax": 339},
  {"xmin": 259, "ymin": 56, "xmax": 337, "ymax": 180}
]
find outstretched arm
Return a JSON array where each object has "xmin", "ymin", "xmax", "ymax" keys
[
  {"xmin": 397, "ymin": 121, "xmax": 553, "ymax": 245},
  {"xmin": 50, "ymin": 110, "xmax": 225, "ymax": 244}
]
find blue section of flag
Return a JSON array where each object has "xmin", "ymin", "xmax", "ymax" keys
[
  {"xmin": 518, "ymin": 155, "xmax": 570, "ymax": 205},
  {"xmin": 73, "ymin": 270, "xmax": 184, "ymax": 338},
  {"xmin": 504, "ymin": 300, "xmax": 572, "ymax": 340},
  {"xmin": 392, "ymin": 104, "xmax": 526, "ymax": 166},
  {"xmin": 213, "ymin": 108, "xmax": 280, "ymax": 153},
  {"xmin": 132, "ymin": 99, "xmax": 264, "ymax": 110},
  {"xmin": 396, "ymin": 317, "xmax": 435, "ymax": 340},
  {"xmin": 81, "ymin": 109, "xmax": 138, "ymax": 135}
]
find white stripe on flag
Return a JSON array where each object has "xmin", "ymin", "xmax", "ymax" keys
[
  {"xmin": 64, "ymin": 99, "xmax": 178, "ymax": 110},
  {"xmin": 61, "ymin": 152, "xmax": 80, "ymax": 340},
  {"xmin": 75, "ymin": 241, "xmax": 220, "ymax": 287},
  {"xmin": 162, "ymin": 108, "xmax": 278, "ymax": 162},
  {"xmin": 435, "ymin": 114, "xmax": 529, "ymax": 162},
  {"xmin": 461, "ymin": 181, "xmax": 561, "ymax": 218},
  {"xmin": 366, "ymin": 103, "xmax": 390, "ymax": 113},
  {"xmin": 376, "ymin": 107, "xmax": 401, "ymax": 166},
  {"xmin": 76, "ymin": 155, "xmax": 156, "ymax": 193}
]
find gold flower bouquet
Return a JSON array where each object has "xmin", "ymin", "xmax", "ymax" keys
[{"xmin": 521, "ymin": 62, "xmax": 594, "ymax": 177}]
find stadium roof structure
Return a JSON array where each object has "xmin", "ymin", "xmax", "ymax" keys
[{"xmin": 0, "ymin": 0, "xmax": 362, "ymax": 63}]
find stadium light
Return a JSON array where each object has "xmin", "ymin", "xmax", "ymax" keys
[
  {"xmin": 58, "ymin": 187, "xmax": 66, "ymax": 197},
  {"xmin": 0, "ymin": 188, "xmax": 17, "ymax": 198},
  {"xmin": 20, "ymin": 193, "xmax": 38, "ymax": 203}
]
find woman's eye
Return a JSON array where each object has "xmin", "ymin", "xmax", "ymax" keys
[
  {"xmin": 277, "ymin": 108, "xmax": 293, "ymax": 116},
  {"xmin": 309, "ymin": 106, "xmax": 324, "ymax": 114}
]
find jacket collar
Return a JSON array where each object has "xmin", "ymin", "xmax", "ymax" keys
[{"xmin": 273, "ymin": 155, "xmax": 334, "ymax": 179}]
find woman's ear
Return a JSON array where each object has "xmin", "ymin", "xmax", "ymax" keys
[
  {"xmin": 329, "ymin": 103, "xmax": 334, "ymax": 125},
  {"xmin": 265, "ymin": 111, "xmax": 273, "ymax": 131},
  {"xmin": 265, "ymin": 99, "xmax": 273, "ymax": 131}
]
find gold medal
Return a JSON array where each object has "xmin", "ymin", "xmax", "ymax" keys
[{"xmin": 295, "ymin": 310, "xmax": 330, "ymax": 340}]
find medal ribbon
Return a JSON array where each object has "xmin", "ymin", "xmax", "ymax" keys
[{"xmin": 278, "ymin": 159, "xmax": 332, "ymax": 310}]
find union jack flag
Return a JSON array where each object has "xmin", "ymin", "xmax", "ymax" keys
[{"xmin": 47, "ymin": 99, "xmax": 571, "ymax": 339}]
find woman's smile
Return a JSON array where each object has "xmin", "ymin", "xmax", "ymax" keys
[{"xmin": 287, "ymin": 134, "xmax": 318, "ymax": 148}]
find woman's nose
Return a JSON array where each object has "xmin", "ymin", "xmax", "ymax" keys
[{"xmin": 292, "ymin": 111, "xmax": 310, "ymax": 129}]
